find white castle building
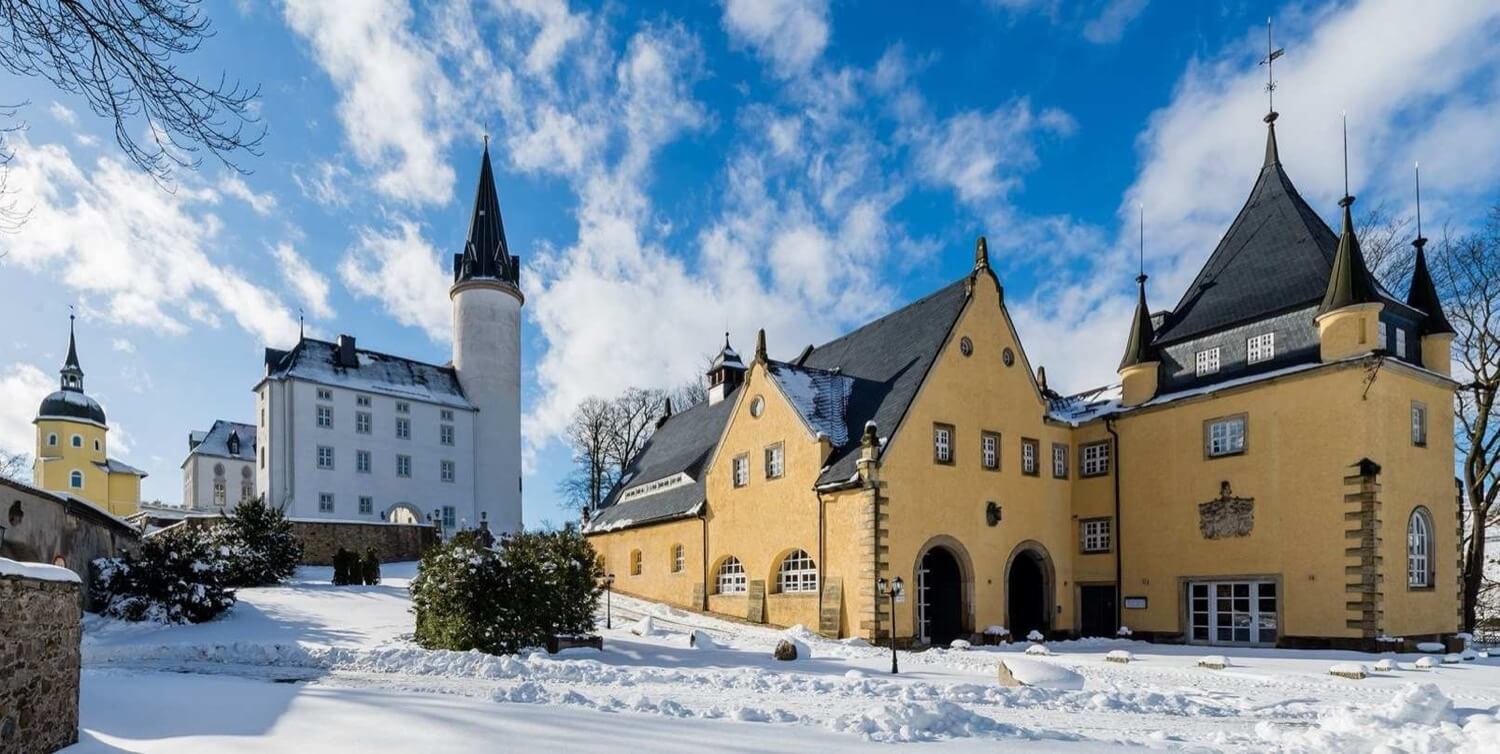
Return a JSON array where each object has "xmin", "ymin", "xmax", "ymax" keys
[
  {"xmin": 254, "ymin": 144, "xmax": 524, "ymax": 535},
  {"xmin": 182, "ymin": 420, "xmax": 257, "ymax": 512}
]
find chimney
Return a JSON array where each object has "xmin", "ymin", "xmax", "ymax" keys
[{"xmin": 337, "ymin": 334, "xmax": 358, "ymax": 368}]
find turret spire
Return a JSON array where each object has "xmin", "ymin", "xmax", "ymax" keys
[
  {"xmin": 1119, "ymin": 209, "xmax": 1156, "ymax": 370},
  {"xmin": 453, "ymin": 141, "xmax": 519, "ymax": 286},
  {"xmin": 1317, "ymin": 116, "xmax": 1380, "ymax": 316},
  {"xmin": 1406, "ymin": 162, "xmax": 1454, "ymax": 335},
  {"xmin": 61, "ymin": 309, "xmax": 84, "ymax": 392}
]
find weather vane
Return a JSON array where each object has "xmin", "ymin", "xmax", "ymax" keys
[{"xmin": 1259, "ymin": 18, "xmax": 1285, "ymax": 121}]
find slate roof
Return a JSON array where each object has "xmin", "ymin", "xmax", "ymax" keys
[
  {"xmin": 186, "ymin": 420, "xmax": 257, "ymax": 463},
  {"xmin": 766, "ymin": 362, "xmax": 854, "ymax": 447},
  {"xmin": 453, "ymin": 143, "xmax": 521, "ymax": 286},
  {"xmin": 262, "ymin": 337, "xmax": 472, "ymax": 409},
  {"xmin": 96, "ymin": 458, "xmax": 147, "ymax": 477},
  {"xmin": 37, "ymin": 389, "xmax": 106, "ymax": 425},
  {"xmin": 1152, "ymin": 123, "xmax": 1416, "ymax": 346},
  {"xmin": 1407, "ymin": 242, "xmax": 1455, "ymax": 335}
]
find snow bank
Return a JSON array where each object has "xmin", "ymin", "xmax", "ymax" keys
[
  {"xmin": 998, "ymin": 658, "xmax": 1085, "ymax": 690},
  {"xmin": 687, "ymin": 630, "xmax": 717, "ymax": 650},
  {"xmin": 831, "ymin": 700, "xmax": 1072, "ymax": 743},
  {"xmin": 1417, "ymin": 641, "xmax": 1446, "ymax": 653},
  {"xmin": 629, "ymin": 616, "xmax": 659, "ymax": 637},
  {"xmin": 0, "ymin": 557, "xmax": 80, "ymax": 583},
  {"xmin": 1255, "ymin": 683, "xmax": 1500, "ymax": 752}
]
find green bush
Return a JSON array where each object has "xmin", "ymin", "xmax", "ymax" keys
[
  {"xmin": 361, "ymin": 548, "xmax": 381, "ymax": 585},
  {"xmin": 212, "ymin": 497, "xmax": 303, "ymax": 587},
  {"xmin": 91, "ymin": 525, "xmax": 236, "ymax": 623},
  {"xmin": 411, "ymin": 526, "xmax": 602, "ymax": 654}
]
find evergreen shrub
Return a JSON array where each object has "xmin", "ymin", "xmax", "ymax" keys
[
  {"xmin": 91, "ymin": 525, "xmax": 236, "ymax": 623},
  {"xmin": 212, "ymin": 497, "xmax": 304, "ymax": 587}
]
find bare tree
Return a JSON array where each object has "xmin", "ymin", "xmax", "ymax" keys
[
  {"xmin": 0, "ymin": 101, "xmax": 26, "ymax": 234},
  {"xmin": 0, "ymin": 449, "xmax": 29, "ymax": 481},
  {"xmin": 606, "ymin": 387, "xmax": 667, "ymax": 478},
  {"xmin": 557, "ymin": 397, "xmax": 618, "ymax": 513},
  {"xmin": 0, "ymin": 0, "xmax": 263, "ymax": 185}
]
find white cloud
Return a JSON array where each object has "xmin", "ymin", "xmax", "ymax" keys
[
  {"xmin": 907, "ymin": 101, "xmax": 1076, "ymax": 206},
  {"xmin": 272, "ymin": 242, "xmax": 335, "ymax": 319},
  {"xmin": 283, "ymin": 0, "xmax": 458, "ymax": 205},
  {"xmin": 489, "ymin": 0, "xmax": 588, "ymax": 76},
  {"xmin": 111, "ymin": 338, "xmax": 134, "ymax": 353},
  {"xmin": 338, "ymin": 221, "xmax": 452, "ymax": 342},
  {"xmin": 219, "ymin": 174, "xmax": 278, "ymax": 215},
  {"xmin": 1083, "ymin": 0, "xmax": 1149, "ymax": 44},
  {"xmin": 292, "ymin": 161, "xmax": 353, "ymax": 208},
  {"xmin": 0, "ymin": 363, "xmax": 52, "ymax": 457},
  {"xmin": 48, "ymin": 102, "xmax": 78, "ymax": 127},
  {"xmin": 0, "ymin": 137, "xmax": 301, "ymax": 347},
  {"xmin": 721, "ymin": 0, "xmax": 829, "ymax": 78}
]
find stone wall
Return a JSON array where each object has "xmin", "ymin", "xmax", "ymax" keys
[
  {"xmin": 0, "ymin": 572, "xmax": 81, "ymax": 754},
  {"xmin": 289, "ymin": 520, "xmax": 438, "ymax": 565},
  {"xmin": 1, "ymin": 476, "xmax": 140, "ymax": 611}
]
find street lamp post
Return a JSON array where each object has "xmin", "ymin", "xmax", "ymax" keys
[
  {"xmin": 877, "ymin": 576, "xmax": 905, "ymax": 674},
  {"xmin": 603, "ymin": 573, "xmax": 616, "ymax": 629}
]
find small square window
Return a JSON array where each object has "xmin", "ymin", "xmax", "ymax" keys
[
  {"xmin": 441, "ymin": 409, "xmax": 454, "ymax": 421},
  {"xmin": 317, "ymin": 445, "xmax": 335, "ymax": 469},
  {"xmin": 1247, "ymin": 332, "xmax": 1275, "ymax": 364},
  {"xmin": 1021, "ymin": 438, "xmax": 1039, "ymax": 476},
  {"xmin": 1081, "ymin": 518, "xmax": 1112, "ymax": 553},
  {"xmin": 441, "ymin": 460, "xmax": 455, "ymax": 483},
  {"xmin": 397, "ymin": 455, "xmax": 412, "ymax": 477},
  {"xmin": 396, "ymin": 401, "xmax": 410, "ymax": 414},
  {"xmin": 764, "ymin": 443, "xmax": 784, "ymax": 479},
  {"xmin": 1195, "ymin": 347, "xmax": 1221, "ymax": 377},
  {"xmin": 356, "ymin": 395, "xmax": 371, "ymax": 407},
  {"xmin": 359, "ymin": 496, "xmax": 373, "ymax": 515},
  {"xmin": 1411, "ymin": 402, "xmax": 1428, "ymax": 447},
  {"xmin": 396, "ymin": 417, "xmax": 411, "ymax": 440},
  {"xmin": 980, "ymin": 431, "xmax": 1000, "ymax": 471},
  {"xmin": 1081, "ymin": 441, "xmax": 1111, "ymax": 477},
  {"xmin": 316, "ymin": 405, "xmax": 333, "ymax": 428},
  {"xmin": 732, "ymin": 454, "xmax": 750, "ymax": 488},
  {"xmin": 1206, "ymin": 415, "xmax": 1247, "ymax": 458},
  {"xmin": 933, "ymin": 423, "xmax": 954, "ymax": 465},
  {"xmin": 319, "ymin": 493, "xmax": 334, "ymax": 513},
  {"xmin": 1052, "ymin": 443, "xmax": 1068, "ymax": 479},
  {"xmin": 356, "ymin": 411, "xmax": 372, "ymax": 434},
  {"xmin": 317, "ymin": 388, "xmax": 333, "ymax": 401}
]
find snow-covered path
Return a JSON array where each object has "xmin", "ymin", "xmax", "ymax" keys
[{"xmin": 69, "ymin": 565, "xmax": 1500, "ymax": 751}]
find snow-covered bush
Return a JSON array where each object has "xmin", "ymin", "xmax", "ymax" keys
[
  {"xmin": 91, "ymin": 525, "xmax": 236, "ymax": 624},
  {"xmin": 1026, "ymin": 630, "xmax": 1045, "ymax": 642},
  {"xmin": 211, "ymin": 496, "xmax": 303, "ymax": 587},
  {"xmin": 411, "ymin": 527, "xmax": 602, "ymax": 655}
]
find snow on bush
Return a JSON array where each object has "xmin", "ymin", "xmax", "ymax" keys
[
  {"xmin": 91, "ymin": 525, "xmax": 235, "ymax": 624},
  {"xmin": 1024, "ymin": 644, "xmax": 1052, "ymax": 656},
  {"xmin": 210, "ymin": 496, "xmax": 303, "ymax": 587},
  {"xmin": 1026, "ymin": 630, "xmax": 1045, "ymax": 642},
  {"xmin": 983, "ymin": 625, "xmax": 1009, "ymax": 637}
]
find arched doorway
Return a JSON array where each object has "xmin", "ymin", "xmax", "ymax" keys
[
  {"xmin": 1006, "ymin": 543, "xmax": 1053, "ymax": 639},
  {"xmin": 917, "ymin": 546, "xmax": 965, "ymax": 646},
  {"xmin": 386, "ymin": 502, "xmax": 422, "ymax": 524}
]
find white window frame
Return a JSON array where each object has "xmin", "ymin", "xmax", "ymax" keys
[
  {"xmin": 442, "ymin": 505, "xmax": 457, "ymax": 530},
  {"xmin": 1207, "ymin": 415, "xmax": 1247, "ymax": 458},
  {"xmin": 1052, "ymin": 443, "xmax": 1068, "ymax": 479},
  {"xmin": 1396, "ymin": 327, "xmax": 1408, "ymax": 358},
  {"xmin": 440, "ymin": 409, "xmax": 454, "ymax": 421},
  {"xmin": 317, "ymin": 445, "xmax": 335, "ymax": 469},
  {"xmin": 356, "ymin": 450, "xmax": 371, "ymax": 474},
  {"xmin": 441, "ymin": 460, "xmax": 455, "ymax": 483},
  {"xmin": 396, "ymin": 401, "xmax": 410, "ymax": 414},
  {"xmin": 1195, "ymin": 347, "xmax": 1221, "ymax": 377},
  {"xmin": 1021, "ymin": 438, "xmax": 1039, "ymax": 475},
  {"xmin": 716, "ymin": 557, "xmax": 747, "ymax": 594},
  {"xmin": 213, "ymin": 479, "xmax": 227, "ymax": 506},
  {"xmin": 981, "ymin": 432, "xmax": 999, "ymax": 470},
  {"xmin": 1378, "ymin": 321, "xmax": 1388, "ymax": 348},
  {"xmin": 317, "ymin": 388, "xmax": 333, "ymax": 401},
  {"xmin": 1081, "ymin": 518, "xmax": 1112, "ymax": 553},
  {"xmin": 1411, "ymin": 402, "xmax": 1428, "ymax": 447},
  {"xmin": 1247, "ymin": 332, "xmax": 1275, "ymax": 364},
  {"xmin": 316, "ymin": 405, "xmax": 333, "ymax": 429},
  {"xmin": 47, "ymin": 433, "xmax": 57, "ymax": 447},
  {"xmin": 356, "ymin": 395, "xmax": 371, "ymax": 407},
  {"xmin": 1081, "ymin": 441, "xmax": 1111, "ymax": 477},
  {"xmin": 732, "ymin": 454, "xmax": 749, "ymax": 488},
  {"xmin": 396, "ymin": 417, "xmax": 411, "ymax": 440},
  {"xmin": 356, "ymin": 411, "xmax": 372, "ymax": 435},
  {"xmin": 764, "ymin": 443, "xmax": 784, "ymax": 479},
  {"xmin": 934, "ymin": 424, "xmax": 953, "ymax": 464},
  {"xmin": 777, "ymin": 550, "xmax": 818, "ymax": 593},
  {"xmin": 1189, "ymin": 580, "xmax": 1278, "ymax": 646},
  {"xmin": 440, "ymin": 424, "xmax": 455, "ymax": 446},
  {"xmin": 71, "ymin": 434, "xmax": 82, "ymax": 448},
  {"xmin": 1408, "ymin": 509, "xmax": 1434, "ymax": 588},
  {"xmin": 671, "ymin": 544, "xmax": 685, "ymax": 573},
  {"xmin": 319, "ymin": 492, "xmax": 334, "ymax": 513},
  {"xmin": 69, "ymin": 470, "xmax": 84, "ymax": 489},
  {"xmin": 358, "ymin": 496, "xmax": 373, "ymax": 515},
  {"xmin": 396, "ymin": 454, "xmax": 412, "ymax": 478}
]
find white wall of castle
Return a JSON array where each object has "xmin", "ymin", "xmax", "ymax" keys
[{"xmin": 451, "ymin": 280, "xmax": 524, "ymax": 535}]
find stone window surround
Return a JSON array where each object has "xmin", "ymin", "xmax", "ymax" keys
[
  {"xmin": 764, "ymin": 442, "xmax": 785, "ymax": 480},
  {"xmin": 1051, "ymin": 443, "xmax": 1069, "ymax": 479},
  {"xmin": 732, "ymin": 453, "xmax": 750, "ymax": 488},
  {"xmin": 1411, "ymin": 401, "xmax": 1428, "ymax": 447},
  {"xmin": 1080, "ymin": 517, "xmax": 1112, "ymax": 554},
  {"xmin": 1020, "ymin": 437, "xmax": 1040, "ymax": 476},
  {"xmin": 933, "ymin": 423, "xmax": 955, "ymax": 465},
  {"xmin": 980, "ymin": 430, "xmax": 1000, "ymax": 471},
  {"xmin": 1080, "ymin": 440, "xmax": 1111, "ymax": 478},
  {"xmin": 1407, "ymin": 506, "xmax": 1435, "ymax": 591},
  {"xmin": 1203, "ymin": 413, "xmax": 1249, "ymax": 460}
]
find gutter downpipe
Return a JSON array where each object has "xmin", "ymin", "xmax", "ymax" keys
[
  {"xmin": 700, "ymin": 504, "xmax": 709, "ymax": 611},
  {"xmin": 815, "ymin": 488, "xmax": 827, "ymax": 629},
  {"xmin": 1105, "ymin": 416, "xmax": 1122, "ymax": 634}
]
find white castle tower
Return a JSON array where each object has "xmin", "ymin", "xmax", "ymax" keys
[{"xmin": 450, "ymin": 141, "xmax": 524, "ymax": 535}]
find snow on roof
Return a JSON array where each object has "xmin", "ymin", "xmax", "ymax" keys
[
  {"xmin": 0, "ymin": 557, "xmax": 81, "ymax": 583},
  {"xmin": 264, "ymin": 338, "xmax": 473, "ymax": 409},
  {"xmin": 187, "ymin": 420, "xmax": 257, "ymax": 462},
  {"xmin": 768, "ymin": 362, "xmax": 854, "ymax": 446}
]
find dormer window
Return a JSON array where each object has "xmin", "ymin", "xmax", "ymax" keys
[
  {"xmin": 1396, "ymin": 328, "xmax": 1408, "ymax": 358},
  {"xmin": 1247, "ymin": 333, "xmax": 1274, "ymax": 364},
  {"xmin": 1195, "ymin": 347, "xmax": 1221, "ymax": 377},
  {"xmin": 228, "ymin": 433, "xmax": 241, "ymax": 455}
]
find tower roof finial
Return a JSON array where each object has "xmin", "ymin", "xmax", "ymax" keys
[
  {"xmin": 1259, "ymin": 17, "xmax": 1284, "ymax": 124},
  {"xmin": 1405, "ymin": 161, "xmax": 1454, "ymax": 336},
  {"xmin": 1340, "ymin": 111, "xmax": 1353, "ymax": 207},
  {"xmin": 65, "ymin": 305, "xmax": 80, "ymax": 371}
]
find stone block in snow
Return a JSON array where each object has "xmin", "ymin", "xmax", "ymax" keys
[
  {"xmin": 629, "ymin": 616, "xmax": 658, "ymax": 636},
  {"xmin": 1373, "ymin": 659, "xmax": 1395, "ymax": 672},
  {"xmin": 688, "ymin": 630, "xmax": 717, "ymax": 650},
  {"xmin": 1416, "ymin": 641, "xmax": 1446, "ymax": 653},
  {"xmin": 1442, "ymin": 653, "xmax": 1462, "ymax": 664},
  {"xmin": 1328, "ymin": 663, "xmax": 1367, "ymax": 679},
  {"xmin": 1024, "ymin": 644, "xmax": 1052, "ymax": 656},
  {"xmin": 997, "ymin": 658, "xmax": 1084, "ymax": 690},
  {"xmin": 1105, "ymin": 650, "xmax": 1133, "ymax": 664},
  {"xmin": 1414, "ymin": 656, "xmax": 1438, "ymax": 669},
  {"xmin": 1198, "ymin": 655, "xmax": 1230, "ymax": 670},
  {"xmin": 949, "ymin": 639, "xmax": 971, "ymax": 651}
]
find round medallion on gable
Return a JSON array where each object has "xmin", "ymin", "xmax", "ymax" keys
[
  {"xmin": 213, "ymin": 463, "xmax": 225, "ymax": 477},
  {"xmin": 1002, "ymin": 347, "xmax": 1015, "ymax": 367},
  {"xmin": 749, "ymin": 395, "xmax": 765, "ymax": 418},
  {"xmin": 959, "ymin": 337, "xmax": 973, "ymax": 357}
]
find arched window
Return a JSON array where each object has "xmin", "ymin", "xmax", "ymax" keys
[
  {"xmin": 213, "ymin": 480, "xmax": 227, "ymax": 506},
  {"xmin": 69, "ymin": 470, "xmax": 83, "ymax": 489},
  {"xmin": 670, "ymin": 544, "xmax": 685, "ymax": 573},
  {"xmin": 777, "ymin": 549, "xmax": 818, "ymax": 593},
  {"xmin": 629, "ymin": 549, "xmax": 642, "ymax": 576},
  {"xmin": 1408, "ymin": 508, "xmax": 1434, "ymax": 588},
  {"xmin": 71, "ymin": 434, "xmax": 82, "ymax": 448},
  {"xmin": 47, "ymin": 433, "xmax": 58, "ymax": 447},
  {"xmin": 93, "ymin": 439, "xmax": 101, "ymax": 452},
  {"xmin": 716, "ymin": 557, "xmax": 746, "ymax": 594}
]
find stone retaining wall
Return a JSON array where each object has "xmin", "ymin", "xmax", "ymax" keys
[
  {"xmin": 289, "ymin": 520, "xmax": 438, "ymax": 565},
  {"xmin": 0, "ymin": 573, "xmax": 81, "ymax": 754}
]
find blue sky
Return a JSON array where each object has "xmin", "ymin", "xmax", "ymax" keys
[{"xmin": 2, "ymin": 0, "xmax": 1498, "ymax": 527}]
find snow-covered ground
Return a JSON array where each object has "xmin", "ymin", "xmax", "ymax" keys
[{"xmin": 67, "ymin": 564, "xmax": 1500, "ymax": 752}]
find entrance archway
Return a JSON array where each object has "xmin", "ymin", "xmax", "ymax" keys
[
  {"xmin": 917, "ymin": 546, "xmax": 965, "ymax": 646},
  {"xmin": 386, "ymin": 502, "xmax": 422, "ymax": 524},
  {"xmin": 1005, "ymin": 542, "xmax": 1054, "ymax": 639}
]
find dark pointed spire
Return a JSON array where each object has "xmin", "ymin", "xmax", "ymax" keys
[
  {"xmin": 1318, "ymin": 118, "xmax": 1380, "ymax": 317},
  {"xmin": 61, "ymin": 310, "xmax": 85, "ymax": 392},
  {"xmin": 1263, "ymin": 115, "xmax": 1281, "ymax": 167},
  {"xmin": 754, "ymin": 328, "xmax": 767, "ymax": 364},
  {"xmin": 1406, "ymin": 163, "xmax": 1454, "ymax": 335},
  {"xmin": 453, "ymin": 141, "xmax": 519, "ymax": 286},
  {"xmin": 1119, "ymin": 273, "xmax": 1156, "ymax": 370}
]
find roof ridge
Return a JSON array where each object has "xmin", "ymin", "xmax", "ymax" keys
[{"xmin": 811, "ymin": 277, "xmax": 968, "ymax": 354}]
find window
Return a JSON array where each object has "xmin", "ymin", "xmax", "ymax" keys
[
  {"xmin": 93, "ymin": 439, "xmax": 101, "ymax": 452},
  {"xmin": 47, "ymin": 433, "xmax": 57, "ymax": 447},
  {"xmin": 440, "ymin": 424, "xmax": 455, "ymax": 446},
  {"xmin": 1081, "ymin": 518, "xmax": 1112, "ymax": 553},
  {"xmin": 1021, "ymin": 438, "xmax": 1039, "ymax": 476},
  {"xmin": 715, "ymin": 557, "xmax": 747, "ymax": 594},
  {"xmin": 396, "ymin": 417, "xmax": 411, "ymax": 440},
  {"xmin": 1052, "ymin": 443, "xmax": 1068, "ymax": 479},
  {"xmin": 777, "ymin": 550, "xmax": 818, "ymax": 593},
  {"xmin": 980, "ymin": 431, "xmax": 1000, "ymax": 471},
  {"xmin": 317, "ymin": 388, "xmax": 333, "ymax": 401},
  {"xmin": 241, "ymin": 482, "xmax": 253, "ymax": 502},
  {"xmin": 442, "ymin": 505, "xmax": 456, "ymax": 530},
  {"xmin": 1247, "ymin": 332, "xmax": 1275, "ymax": 364},
  {"xmin": 356, "ymin": 411, "xmax": 372, "ymax": 434},
  {"xmin": 1408, "ymin": 508, "xmax": 1434, "ymax": 588},
  {"xmin": 357, "ymin": 395, "xmax": 371, "ymax": 407},
  {"xmin": 764, "ymin": 443, "xmax": 784, "ymax": 479},
  {"xmin": 933, "ymin": 423, "xmax": 954, "ymax": 464},
  {"xmin": 259, "ymin": 446, "xmax": 265, "ymax": 469},
  {"xmin": 316, "ymin": 405, "xmax": 333, "ymax": 428},
  {"xmin": 1396, "ymin": 328, "xmax": 1408, "ymax": 358},
  {"xmin": 441, "ymin": 460, "xmax": 455, "ymax": 483},
  {"xmin": 319, "ymin": 493, "xmax": 334, "ymax": 513},
  {"xmin": 396, "ymin": 454, "xmax": 412, "ymax": 477},
  {"xmin": 1206, "ymin": 415, "xmax": 1247, "ymax": 458},
  {"xmin": 213, "ymin": 480, "xmax": 226, "ymax": 505},
  {"xmin": 749, "ymin": 396, "xmax": 765, "ymax": 418},
  {"xmin": 1411, "ymin": 402, "xmax": 1428, "ymax": 447},
  {"xmin": 1195, "ymin": 347, "xmax": 1221, "ymax": 377},
  {"xmin": 396, "ymin": 401, "xmax": 410, "ymax": 414},
  {"xmin": 630, "ymin": 549, "xmax": 642, "ymax": 576},
  {"xmin": 1080, "ymin": 441, "xmax": 1111, "ymax": 477},
  {"xmin": 317, "ymin": 445, "xmax": 334, "ymax": 469},
  {"xmin": 441, "ymin": 409, "xmax": 454, "ymax": 421},
  {"xmin": 69, "ymin": 470, "xmax": 83, "ymax": 489},
  {"xmin": 671, "ymin": 544, "xmax": 685, "ymax": 573},
  {"xmin": 359, "ymin": 496, "xmax": 373, "ymax": 515},
  {"xmin": 1378, "ymin": 321, "xmax": 1388, "ymax": 348},
  {"xmin": 356, "ymin": 450, "xmax": 371, "ymax": 473},
  {"xmin": 1190, "ymin": 580, "xmax": 1278, "ymax": 645},
  {"xmin": 732, "ymin": 454, "xmax": 750, "ymax": 488},
  {"xmin": 71, "ymin": 434, "xmax": 82, "ymax": 448}
]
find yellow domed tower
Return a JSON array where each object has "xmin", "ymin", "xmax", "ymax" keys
[{"xmin": 32, "ymin": 316, "xmax": 146, "ymax": 516}]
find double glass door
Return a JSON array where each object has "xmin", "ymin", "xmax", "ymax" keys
[{"xmin": 1189, "ymin": 580, "xmax": 1278, "ymax": 645}]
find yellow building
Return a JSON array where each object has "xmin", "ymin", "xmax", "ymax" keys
[
  {"xmin": 585, "ymin": 113, "xmax": 1460, "ymax": 650},
  {"xmin": 32, "ymin": 318, "xmax": 146, "ymax": 517}
]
